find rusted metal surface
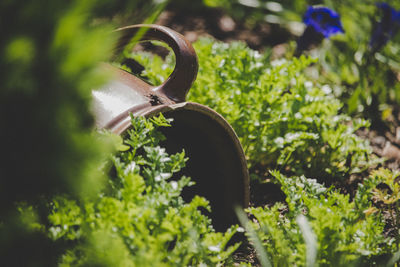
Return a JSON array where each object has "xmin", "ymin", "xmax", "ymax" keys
[{"xmin": 92, "ymin": 24, "xmax": 249, "ymax": 231}]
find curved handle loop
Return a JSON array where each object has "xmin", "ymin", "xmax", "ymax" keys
[{"xmin": 115, "ymin": 24, "xmax": 198, "ymax": 103}]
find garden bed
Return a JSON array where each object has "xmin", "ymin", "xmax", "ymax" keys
[{"xmin": 3, "ymin": 0, "xmax": 400, "ymax": 266}]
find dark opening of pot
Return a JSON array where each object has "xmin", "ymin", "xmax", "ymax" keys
[{"xmin": 158, "ymin": 104, "xmax": 249, "ymax": 232}]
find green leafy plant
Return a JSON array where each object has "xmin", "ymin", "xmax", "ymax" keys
[
  {"xmin": 42, "ymin": 114, "xmax": 239, "ymax": 266},
  {"xmin": 130, "ymin": 38, "xmax": 378, "ymax": 183},
  {"xmin": 245, "ymin": 170, "xmax": 393, "ymax": 266}
]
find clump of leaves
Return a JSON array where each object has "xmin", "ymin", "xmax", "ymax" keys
[
  {"xmin": 365, "ymin": 168, "xmax": 400, "ymax": 250},
  {"xmin": 44, "ymin": 114, "xmax": 239, "ymax": 266},
  {"xmin": 245, "ymin": 170, "xmax": 393, "ymax": 267},
  {"xmin": 129, "ymin": 38, "xmax": 377, "ymax": 183}
]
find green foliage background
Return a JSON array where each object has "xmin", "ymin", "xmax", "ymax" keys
[
  {"xmin": 0, "ymin": 0, "xmax": 166, "ymax": 265},
  {"xmin": 198, "ymin": 0, "xmax": 400, "ymax": 127}
]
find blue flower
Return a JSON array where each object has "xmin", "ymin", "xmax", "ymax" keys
[
  {"xmin": 369, "ymin": 3, "xmax": 400, "ymax": 52},
  {"xmin": 303, "ymin": 6, "xmax": 344, "ymax": 38},
  {"xmin": 295, "ymin": 6, "xmax": 344, "ymax": 55}
]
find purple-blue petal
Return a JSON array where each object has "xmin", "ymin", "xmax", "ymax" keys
[
  {"xmin": 303, "ymin": 6, "xmax": 344, "ymax": 38},
  {"xmin": 369, "ymin": 3, "xmax": 400, "ymax": 51}
]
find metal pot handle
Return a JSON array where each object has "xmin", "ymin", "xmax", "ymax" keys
[{"xmin": 115, "ymin": 24, "xmax": 198, "ymax": 103}]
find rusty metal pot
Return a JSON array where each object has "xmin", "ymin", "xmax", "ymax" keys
[{"xmin": 92, "ymin": 24, "xmax": 249, "ymax": 231}]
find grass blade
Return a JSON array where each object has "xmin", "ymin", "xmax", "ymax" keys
[
  {"xmin": 387, "ymin": 249, "xmax": 400, "ymax": 267},
  {"xmin": 296, "ymin": 214, "xmax": 317, "ymax": 267},
  {"xmin": 235, "ymin": 206, "xmax": 272, "ymax": 267}
]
